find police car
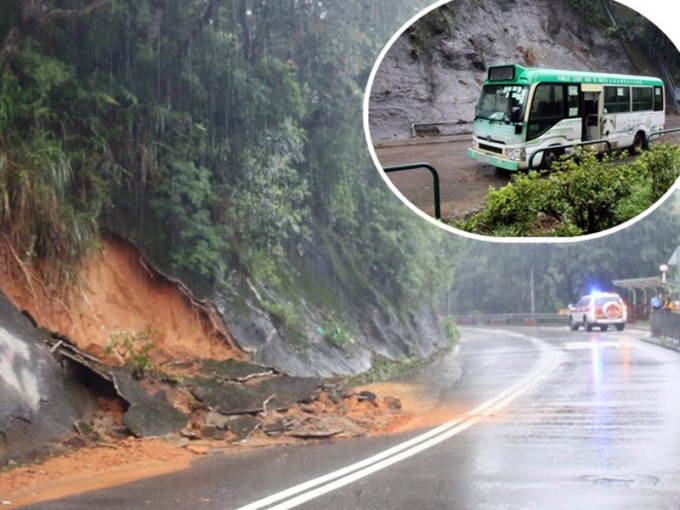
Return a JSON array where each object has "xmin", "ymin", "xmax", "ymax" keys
[{"xmin": 568, "ymin": 292, "xmax": 627, "ymax": 332}]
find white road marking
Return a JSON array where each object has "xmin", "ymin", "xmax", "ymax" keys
[{"xmin": 231, "ymin": 340, "xmax": 562, "ymax": 510}]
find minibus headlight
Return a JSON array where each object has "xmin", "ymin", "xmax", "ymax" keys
[{"xmin": 506, "ymin": 148, "xmax": 525, "ymax": 161}]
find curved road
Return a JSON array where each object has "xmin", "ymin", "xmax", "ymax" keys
[{"xmin": 25, "ymin": 326, "xmax": 680, "ymax": 509}]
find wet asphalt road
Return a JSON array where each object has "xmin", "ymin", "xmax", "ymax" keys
[
  {"xmin": 25, "ymin": 326, "xmax": 680, "ymax": 509},
  {"xmin": 373, "ymin": 136, "xmax": 509, "ymax": 221}
]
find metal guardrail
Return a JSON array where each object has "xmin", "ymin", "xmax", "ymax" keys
[
  {"xmin": 455, "ymin": 313, "xmax": 569, "ymax": 326},
  {"xmin": 410, "ymin": 122, "xmax": 466, "ymax": 138},
  {"xmin": 527, "ymin": 139, "xmax": 612, "ymax": 171},
  {"xmin": 383, "ymin": 162, "xmax": 441, "ymax": 219},
  {"xmin": 645, "ymin": 127, "xmax": 680, "ymax": 149},
  {"xmin": 650, "ymin": 310, "xmax": 680, "ymax": 340},
  {"xmin": 649, "ymin": 311, "xmax": 680, "ymax": 352}
]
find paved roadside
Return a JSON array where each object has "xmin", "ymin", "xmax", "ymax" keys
[
  {"xmin": 631, "ymin": 323, "xmax": 680, "ymax": 353},
  {"xmin": 642, "ymin": 334, "xmax": 680, "ymax": 353}
]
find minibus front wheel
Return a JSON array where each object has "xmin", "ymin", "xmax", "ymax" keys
[{"xmin": 542, "ymin": 147, "xmax": 565, "ymax": 170}]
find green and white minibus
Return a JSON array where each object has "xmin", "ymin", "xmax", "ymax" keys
[{"xmin": 467, "ymin": 63, "xmax": 665, "ymax": 171}]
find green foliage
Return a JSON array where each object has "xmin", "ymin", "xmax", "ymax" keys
[
  {"xmin": 442, "ymin": 315, "xmax": 460, "ymax": 347},
  {"xmin": 347, "ymin": 354, "xmax": 413, "ymax": 385},
  {"xmin": 227, "ymin": 118, "xmax": 310, "ymax": 262},
  {"xmin": 322, "ymin": 178, "xmax": 461, "ymax": 307},
  {"xmin": 14, "ymin": 44, "xmax": 73, "ymax": 97},
  {"xmin": 569, "ymin": 0, "xmax": 590, "ymax": 11},
  {"xmin": 263, "ymin": 300, "xmax": 296, "ymax": 329},
  {"xmin": 324, "ymin": 318, "xmax": 355, "ymax": 349},
  {"xmin": 568, "ymin": 0, "xmax": 606, "ymax": 26},
  {"xmin": 0, "ymin": 0, "xmax": 458, "ymax": 355},
  {"xmin": 606, "ymin": 23, "xmax": 629, "ymax": 41},
  {"xmin": 407, "ymin": 8, "xmax": 452, "ymax": 58},
  {"xmin": 249, "ymin": 250, "xmax": 283, "ymax": 289},
  {"xmin": 450, "ymin": 195, "xmax": 680, "ymax": 315},
  {"xmin": 104, "ymin": 328, "xmax": 155, "ymax": 378},
  {"xmin": 452, "ymin": 146, "xmax": 680, "ymax": 237},
  {"xmin": 0, "ymin": 64, "xmax": 99, "ymax": 275},
  {"xmin": 634, "ymin": 144, "xmax": 680, "ymax": 199},
  {"xmin": 150, "ymin": 160, "xmax": 230, "ymax": 286}
]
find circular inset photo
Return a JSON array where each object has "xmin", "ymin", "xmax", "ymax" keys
[{"xmin": 365, "ymin": 0, "xmax": 680, "ymax": 240}]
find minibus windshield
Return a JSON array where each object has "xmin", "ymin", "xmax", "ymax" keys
[{"xmin": 476, "ymin": 85, "xmax": 528, "ymax": 122}]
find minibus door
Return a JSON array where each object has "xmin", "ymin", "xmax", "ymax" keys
[{"xmin": 582, "ymin": 84, "xmax": 603, "ymax": 141}]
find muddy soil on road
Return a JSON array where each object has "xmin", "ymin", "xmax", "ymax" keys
[
  {"xmin": 372, "ymin": 135, "xmax": 510, "ymax": 222},
  {"xmin": 0, "ymin": 380, "xmax": 444, "ymax": 509}
]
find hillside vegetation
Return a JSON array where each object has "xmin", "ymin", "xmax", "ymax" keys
[
  {"xmin": 2, "ymin": 0, "xmax": 678, "ymax": 373},
  {"xmin": 0, "ymin": 0, "xmax": 462, "ymax": 375}
]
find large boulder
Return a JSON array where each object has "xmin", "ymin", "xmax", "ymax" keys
[{"xmin": 0, "ymin": 292, "xmax": 85, "ymax": 461}]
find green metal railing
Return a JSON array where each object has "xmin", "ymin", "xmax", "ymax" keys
[
  {"xmin": 646, "ymin": 127, "xmax": 680, "ymax": 149},
  {"xmin": 527, "ymin": 139, "xmax": 612, "ymax": 171},
  {"xmin": 383, "ymin": 162, "xmax": 441, "ymax": 219}
]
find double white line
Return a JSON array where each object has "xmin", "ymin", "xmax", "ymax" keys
[{"xmin": 232, "ymin": 352, "xmax": 562, "ymax": 510}]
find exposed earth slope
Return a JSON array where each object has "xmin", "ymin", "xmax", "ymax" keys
[{"xmin": 0, "ymin": 234, "xmax": 435, "ymax": 508}]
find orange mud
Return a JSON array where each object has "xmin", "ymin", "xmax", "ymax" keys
[
  {"xmin": 0, "ymin": 438, "xmax": 195, "ymax": 508},
  {"xmin": 0, "ymin": 381, "xmax": 460, "ymax": 509},
  {"xmin": 0, "ymin": 235, "xmax": 245, "ymax": 368},
  {"xmin": 359, "ymin": 381, "xmax": 464, "ymax": 431}
]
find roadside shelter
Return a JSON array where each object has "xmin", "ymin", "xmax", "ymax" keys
[{"xmin": 613, "ymin": 276, "xmax": 679, "ymax": 321}]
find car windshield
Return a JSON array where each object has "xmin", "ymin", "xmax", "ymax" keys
[
  {"xmin": 476, "ymin": 85, "xmax": 528, "ymax": 121},
  {"xmin": 595, "ymin": 296, "xmax": 619, "ymax": 306}
]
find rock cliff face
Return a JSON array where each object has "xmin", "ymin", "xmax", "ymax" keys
[
  {"xmin": 368, "ymin": 0, "xmax": 641, "ymax": 141},
  {"xmin": 216, "ymin": 265, "xmax": 448, "ymax": 377},
  {"xmin": 0, "ymin": 293, "xmax": 84, "ymax": 460}
]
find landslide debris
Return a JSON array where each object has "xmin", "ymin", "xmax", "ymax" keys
[
  {"xmin": 51, "ymin": 342, "xmax": 408, "ymax": 446},
  {"xmin": 0, "ymin": 234, "xmax": 410, "ymax": 470}
]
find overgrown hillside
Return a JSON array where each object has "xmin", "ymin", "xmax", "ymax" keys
[
  {"xmin": 1, "ymin": 1, "xmax": 676, "ymax": 374},
  {"xmin": 0, "ymin": 0, "xmax": 462, "ymax": 376}
]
